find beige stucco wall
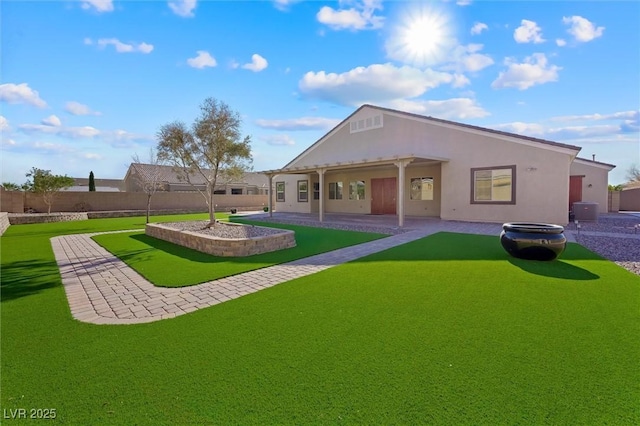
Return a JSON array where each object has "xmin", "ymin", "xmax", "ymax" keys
[
  {"xmin": 0, "ymin": 190, "xmax": 25, "ymax": 213},
  {"xmin": 286, "ymin": 108, "xmax": 576, "ymax": 224},
  {"xmin": 569, "ymin": 160, "xmax": 611, "ymax": 213},
  {"xmin": 273, "ymin": 174, "xmax": 312, "ymax": 213}
]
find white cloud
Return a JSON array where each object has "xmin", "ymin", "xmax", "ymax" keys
[
  {"xmin": 514, "ymin": 19, "xmax": 545, "ymax": 44},
  {"xmin": 81, "ymin": 0, "xmax": 114, "ymax": 13},
  {"xmin": 83, "ymin": 153, "xmax": 104, "ymax": 160},
  {"xmin": 493, "ymin": 111, "xmax": 639, "ymax": 143},
  {"xmin": 187, "ymin": 51, "xmax": 217, "ymax": 69},
  {"xmin": 491, "ymin": 53, "xmax": 561, "ymax": 90},
  {"xmin": 1, "ymin": 138, "xmax": 16, "ymax": 148},
  {"xmin": 456, "ymin": 0, "xmax": 472, "ymax": 5},
  {"xmin": 552, "ymin": 110, "xmax": 639, "ymax": 122},
  {"xmin": 256, "ymin": 117, "xmax": 340, "ymax": 131},
  {"xmin": 41, "ymin": 115, "xmax": 62, "ymax": 127},
  {"xmin": 65, "ymin": 101, "xmax": 101, "ymax": 116},
  {"xmin": 242, "ymin": 54, "xmax": 268, "ymax": 72},
  {"xmin": 556, "ymin": 38, "xmax": 567, "ymax": 47},
  {"xmin": 299, "ymin": 63, "xmax": 457, "ymax": 106},
  {"xmin": 168, "ymin": 0, "xmax": 197, "ymax": 18},
  {"xmin": 470, "ymin": 22, "xmax": 488, "ymax": 35},
  {"xmin": 273, "ymin": 0, "xmax": 301, "ymax": 11},
  {"xmin": 317, "ymin": 0, "xmax": 384, "ymax": 31},
  {"xmin": 386, "ymin": 98, "xmax": 490, "ymax": 120},
  {"xmin": 89, "ymin": 38, "xmax": 154, "ymax": 54},
  {"xmin": 0, "ymin": 83, "xmax": 47, "ymax": 108},
  {"xmin": 19, "ymin": 124, "xmax": 101, "ymax": 139},
  {"xmin": 261, "ymin": 134, "xmax": 296, "ymax": 146},
  {"xmin": 0, "ymin": 116, "xmax": 9, "ymax": 131},
  {"xmin": 562, "ymin": 16, "xmax": 605, "ymax": 42},
  {"xmin": 442, "ymin": 43, "xmax": 494, "ymax": 73},
  {"xmin": 492, "ymin": 122, "xmax": 545, "ymax": 136}
]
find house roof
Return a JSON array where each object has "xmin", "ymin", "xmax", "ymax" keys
[
  {"xmin": 573, "ymin": 157, "xmax": 616, "ymax": 170},
  {"xmin": 280, "ymin": 104, "xmax": 582, "ymax": 171},
  {"xmin": 126, "ymin": 163, "xmax": 268, "ymax": 186}
]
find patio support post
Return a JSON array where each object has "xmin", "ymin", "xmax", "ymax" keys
[
  {"xmin": 395, "ymin": 160, "xmax": 409, "ymax": 227},
  {"xmin": 267, "ymin": 174, "xmax": 273, "ymax": 217},
  {"xmin": 318, "ymin": 168, "xmax": 326, "ymax": 223}
]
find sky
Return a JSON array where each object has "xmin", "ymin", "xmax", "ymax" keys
[{"xmin": 1, "ymin": 0, "xmax": 639, "ymax": 185}]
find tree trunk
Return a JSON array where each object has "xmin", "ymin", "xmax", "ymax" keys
[
  {"xmin": 208, "ymin": 184, "xmax": 216, "ymax": 227},
  {"xmin": 146, "ymin": 194, "xmax": 151, "ymax": 223}
]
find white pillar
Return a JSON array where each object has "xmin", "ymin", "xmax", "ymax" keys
[
  {"xmin": 267, "ymin": 174, "xmax": 273, "ymax": 217},
  {"xmin": 318, "ymin": 168, "xmax": 325, "ymax": 222},
  {"xmin": 395, "ymin": 160, "xmax": 408, "ymax": 227}
]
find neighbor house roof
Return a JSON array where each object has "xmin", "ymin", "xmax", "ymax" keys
[{"xmin": 281, "ymin": 104, "xmax": 583, "ymax": 170}]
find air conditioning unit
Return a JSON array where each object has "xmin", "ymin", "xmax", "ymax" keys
[{"xmin": 572, "ymin": 202, "xmax": 598, "ymax": 221}]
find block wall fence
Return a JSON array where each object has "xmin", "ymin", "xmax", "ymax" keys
[{"xmin": 0, "ymin": 190, "xmax": 272, "ymax": 214}]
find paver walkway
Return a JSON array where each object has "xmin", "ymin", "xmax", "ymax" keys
[{"xmin": 52, "ymin": 221, "xmax": 503, "ymax": 325}]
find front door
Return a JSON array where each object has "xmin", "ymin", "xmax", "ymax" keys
[
  {"xmin": 371, "ymin": 177, "xmax": 397, "ymax": 215},
  {"xmin": 569, "ymin": 175, "xmax": 583, "ymax": 210}
]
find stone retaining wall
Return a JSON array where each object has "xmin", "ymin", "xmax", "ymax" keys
[
  {"xmin": 8, "ymin": 212, "xmax": 89, "ymax": 225},
  {"xmin": 0, "ymin": 212, "xmax": 10, "ymax": 236},
  {"xmin": 146, "ymin": 223, "xmax": 296, "ymax": 257}
]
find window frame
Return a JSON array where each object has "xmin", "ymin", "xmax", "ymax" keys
[
  {"xmin": 297, "ymin": 180, "xmax": 308, "ymax": 202},
  {"xmin": 470, "ymin": 165, "xmax": 516, "ymax": 205},
  {"xmin": 275, "ymin": 181, "xmax": 285, "ymax": 202}
]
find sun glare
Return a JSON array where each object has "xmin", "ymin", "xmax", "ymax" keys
[{"xmin": 386, "ymin": 6, "xmax": 453, "ymax": 68}]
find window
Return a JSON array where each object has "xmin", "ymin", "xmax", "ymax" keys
[
  {"xmin": 276, "ymin": 181, "xmax": 285, "ymax": 202},
  {"xmin": 471, "ymin": 165, "xmax": 516, "ymax": 204},
  {"xmin": 213, "ymin": 189, "xmax": 226, "ymax": 195},
  {"xmin": 410, "ymin": 177, "xmax": 434, "ymax": 200},
  {"xmin": 231, "ymin": 188, "xmax": 243, "ymax": 195},
  {"xmin": 329, "ymin": 182, "xmax": 343, "ymax": 200},
  {"xmin": 313, "ymin": 182, "xmax": 320, "ymax": 200},
  {"xmin": 298, "ymin": 180, "xmax": 308, "ymax": 202},
  {"xmin": 349, "ymin": 181, "xmax": 365, "ymax": 200}
]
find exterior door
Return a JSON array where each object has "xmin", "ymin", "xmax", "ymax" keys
[
  {"xmin": 371, "ymin": 177, "xmax": 397, "ymax": 215},
  {"xmin": 569, "ymin": 175, "xmax": 583, "ymax": 210}
]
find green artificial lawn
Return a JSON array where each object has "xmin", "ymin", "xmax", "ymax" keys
[
  {"xmin": 91, "ymin": 219, "xmax": 387, "ymax": 287},
  {"xmin": 1, "ymin": 218, "xmax": 639, "ymax": 425}
]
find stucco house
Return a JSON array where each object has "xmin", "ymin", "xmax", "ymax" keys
[
  {"xmin": 124, "ymin": 163, "xmax": 269, "ymax": 195},
  {"xmin": 263, "ymin": 104, "xmax": 615, "ymax": 226}
]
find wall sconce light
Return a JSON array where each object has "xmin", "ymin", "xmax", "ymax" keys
[{"xmin": 588, "ymin": 184, "xmax": 593, "ymax": 188}]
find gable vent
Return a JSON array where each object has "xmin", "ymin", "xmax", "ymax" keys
[{"xmin": 350, "ymin": 114, "xmax": 383, "ymax": 134}]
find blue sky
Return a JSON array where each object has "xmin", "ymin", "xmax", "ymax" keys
[{"xmin": 1, "ymin": 0, "xmax": 638, "ymax": 185}]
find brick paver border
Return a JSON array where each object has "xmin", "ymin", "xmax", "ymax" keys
[{"xmin": 52, "ymin": 222, "xmax": 506, "ymax": 325}]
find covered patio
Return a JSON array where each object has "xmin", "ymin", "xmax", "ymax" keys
[{"xmin": 262, "ymin": 153, "xmax": 448, "ymax": 228}]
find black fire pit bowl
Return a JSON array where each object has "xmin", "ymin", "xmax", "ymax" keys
[{"xmin": 500, "ymin": 223, "xmax": 566, "ymax": 261}]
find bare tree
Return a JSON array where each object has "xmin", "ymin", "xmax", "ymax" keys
[
  {"xmin": 627, "ymin": 164, "xmax": 640, "ymax": 183},
  {"xmin": 157, "ymin": 98, "xmax": 252, "ymax": 226},
  {"xmin": 131, "ymin": 148, "xmax": 165, "ymax": 223}
]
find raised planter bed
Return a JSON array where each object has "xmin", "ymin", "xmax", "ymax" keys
[
  {"xmin": 8, "ymin": 212, "xmax": 89, "ymax": 225},
  {"xmin": 146, "ymin": 221, "xmax": 296, "ymax": 257}
]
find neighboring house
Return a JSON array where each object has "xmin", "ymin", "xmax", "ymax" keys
[
  {"xmin": 123, "ymin": 163, "xmax": 269, "ymax": 195},
  {"xmin": 64, "ymin": 178, "xmax": 125, "ymax": 192},
  {"xmin": 262, "ymin": 104, "xmax": 615, "ymax": 226}
]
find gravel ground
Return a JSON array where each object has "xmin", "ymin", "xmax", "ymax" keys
[{"xmin": 159, "ymin": 220, "xmax": 286, "ymax": 238}]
